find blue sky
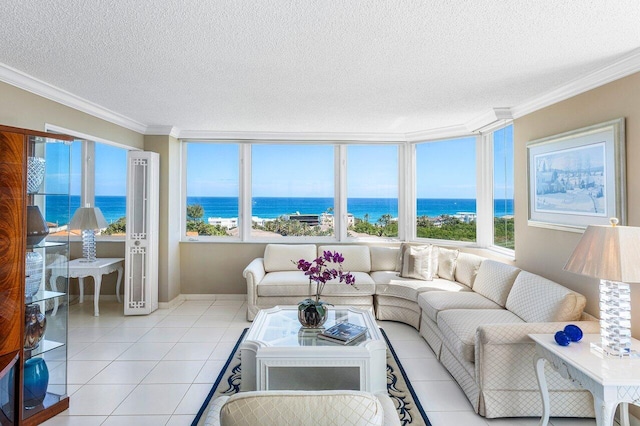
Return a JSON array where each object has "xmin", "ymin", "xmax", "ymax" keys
[
  {"xmin": 187, "ymin": 139, "xmax": 491, "ymax": 199},
  {"xmin": 60, "ymin": 125, "xmax": 514, "ymax": 199}
]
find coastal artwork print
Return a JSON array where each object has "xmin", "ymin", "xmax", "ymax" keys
[
  {"xmin": 534, "ymin": 143, "xmax": 606, "ymax": 216},
  {"xmin": 527, "ymin": 118, "xmax": 626, "ymax": 232}
]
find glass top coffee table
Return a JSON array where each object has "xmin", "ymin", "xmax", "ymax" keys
[{"xmin": 240, "ymin": 305, "xmax": 387, "ymax": 393}]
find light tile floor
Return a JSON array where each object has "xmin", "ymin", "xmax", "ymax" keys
[{"xmin": 41, "ymin": 300, "xmax": 599, "ymax": 426}]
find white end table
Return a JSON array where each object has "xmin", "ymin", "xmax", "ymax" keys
[
  {"xmin": 530, "ymin": 333, "xmax": 640, "ymax": 426},
  {"xmin": 53, "ymin": 258, "xmax": 124, "ymax": 316}
]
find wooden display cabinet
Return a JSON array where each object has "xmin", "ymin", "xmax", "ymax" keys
[{"xmin": 0, "ymin": 125, "xmax": 72, "ymax": 425}]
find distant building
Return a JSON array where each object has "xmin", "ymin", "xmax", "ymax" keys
[{"xmin": 208, "ymin": 217, "xmax": 237, "ymax": 229}]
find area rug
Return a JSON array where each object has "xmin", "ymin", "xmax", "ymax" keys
[{"xmin": 192, "ymin": 328, "xmax": 431, "ymax": 426}]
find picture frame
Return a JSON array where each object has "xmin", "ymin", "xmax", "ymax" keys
[{"xmin": 527, "ymin": 118, "xmax": 626, "ymax": 233}]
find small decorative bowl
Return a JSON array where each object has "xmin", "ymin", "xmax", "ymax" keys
[
  {"xmin": 564, "ymin": 324, "xmax": 583, "ymax": 342},
  {"xmin": 554, "ymin": 331, "xmax": 570, "ymax": 346}
]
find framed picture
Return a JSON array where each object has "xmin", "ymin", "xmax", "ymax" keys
[{"xmin": 527, "ymin": 118, "xmax": 626, "ymax": 232}]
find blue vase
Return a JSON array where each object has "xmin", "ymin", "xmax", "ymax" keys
[{"xmin": 23, "ymin": 357, "xmax": 49, "ymax": 409}]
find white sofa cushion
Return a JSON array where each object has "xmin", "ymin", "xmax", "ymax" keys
[
  {"xmin": 214, "ymin": 390, "xmax": 390, "ymax": 426},
  {"xmin": 454, "ymin": 252, "xmax": 484, "ymax": 287},
  {"xmin": 438, "ymin": 309, "xmax": 524, "ymax": 362},
  {"xmin": 437, "ymin": 247, "xmax": 459, "ymax": 280},
  {"xmin": 318, "ymin": 245, "xmax": 371, "ymax": 272},
  {"xmin": 370, "ymin": 246, "xmax": 401, "ymax": 272},
  {"xmin": 264, "ymin": 244, "xmax": 317, "ymax": 272},
  {"xmin": 471, "ymin": 260, "xmax": 521, "ymax": 307},
  {"xmin": 373, "ymin": 272, "xmax": 471, "ymax": 302},
  {"xmin": 505, "ymin": 271, "xmax": 586, "ymax": 322},
  {"xmin": 321, "ymin": 271, "xmax": 376, "ymax": 296},
  {"xmin": 418, "ymin": 291, "xmax": 502, "ymax": 323},
  {"xmin": 258, "ymin": 271, "xmax": 315, "ymax": 297}
]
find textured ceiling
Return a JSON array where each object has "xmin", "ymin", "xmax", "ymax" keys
[{"xmin": 1, "ymin": 1, "xmax": 639, "ymax": 136}]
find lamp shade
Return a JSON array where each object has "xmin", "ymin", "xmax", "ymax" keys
[
  {"xmin": 564, "ymin": 222, "xmax": 640, "ymax": 283},
  {"xmin": 69, "ymin": 207, "xmax": 108, "ymax": 231}
]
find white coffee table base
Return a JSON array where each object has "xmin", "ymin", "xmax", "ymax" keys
[{"xmin": 241, "ymin": 306, "xmax": 387, "ymax": 393}]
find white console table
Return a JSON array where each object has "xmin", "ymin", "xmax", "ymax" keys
[
  {"xmin": 530, "ymin": 333, "xmax": 640, "ymax": 426},
  {"xmin": 52, "ymin": 258, "xmax": 124, "ymax": 316}
]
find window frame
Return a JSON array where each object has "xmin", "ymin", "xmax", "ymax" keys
[
  {"xmin": 181, "ymin": 131, "xmax": 513, "ymax": 252},
  {"xmin": 411, "ymin": 135, "xmax": 480, "ymax": 248},
  {"xmin": 44, "ymin": 124, "xmax": 135, "ymax": 242}
]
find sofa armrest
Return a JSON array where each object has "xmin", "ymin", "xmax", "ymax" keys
[
  {"xmin": 243, "ymin": 258, "xmax": 266, "ymax": 307},
  {"xmin": 476, "ymin": 320, "xmax": 600, "ymax": 345},
  {"xmin": 376, "ymin": 393, "xmax": 401, "ymax": 426},
  {"xmin": 204, "ymin": 395, "xmax": 229, "ymax": 426},
  {"xmin": 474, "ymin": 320, "xmax": 600, "ymax": 394}
]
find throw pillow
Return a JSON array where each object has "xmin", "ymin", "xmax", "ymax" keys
[
  {"xmin": 437, "ymin": 247, "xmax": 460, "ymax": 281},
  {"xmin": 400, "ymin": 244, "xmax": 438, "ymax": 281}
]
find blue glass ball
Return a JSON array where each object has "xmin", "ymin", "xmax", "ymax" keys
[
  {"xmin": 554, "ymin": 331, "xmax": 570, "ymax": 346},
  {"xmin": 564, "ymin": 324, "xmax": 583, "ymax": 342}
]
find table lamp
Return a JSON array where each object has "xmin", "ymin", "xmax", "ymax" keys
[
  {"xmin": 69, "ymin": 205, "xmax": 108, "ymax": 262},
  {"xmin": 564, "ymin": 218, "xmax": 640, "ymax": 357}
]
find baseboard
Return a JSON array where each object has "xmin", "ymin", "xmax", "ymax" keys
[{"xmin": 158, "ymin": 294, "xmax": 246, "ymax": 309}]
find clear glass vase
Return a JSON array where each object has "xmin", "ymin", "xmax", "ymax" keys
[{"xmin": 298, "ymin": 301, "xmax": 328, "ymax": 328}]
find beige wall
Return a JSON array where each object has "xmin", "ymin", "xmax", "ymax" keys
[
  {"xmin": 514, "ymin": 71, "xmax": 640, "ymax": 336},
  {"xmin": 144, "ymin": 135, "xmax": 182, "ymax": 302},
  {"xmin": 0, "ymin": 82, "xmax": 144, "ymax": 149}
]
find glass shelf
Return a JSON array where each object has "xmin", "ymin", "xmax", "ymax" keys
[
  {"xmin": 30, "ymin": 241, "xmax": 68, "ymax": 249},
  {"xmin": 25, "ymin": 290, "xmax": 65, "ymax": 305},
  {"xmin": 25, "ymin": 339, "xmax": 65, "ymax": 359}
]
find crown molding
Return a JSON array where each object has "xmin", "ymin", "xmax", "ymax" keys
[
  {"xmin": 3, "ymin": 47, "xmax": 640, "ymax": 141},
  {"xmin": 146, "ymin": 125, "xmax": 181, "ymax": 138},
  {"xmin": 464, "ymin": 107, "xmax": 512, "ymax": 133},
  {"xmin": 177, "ymin": 129, "xmax": 406, "ymax": 142},
  {"xmin": 511, "ymin": 48, "xmax": 640, "ymax": 119},
  {"xmin": 405, "ymin": 124, "xmax": 473, "ymax": 142},
  {"xmin": 0, "ymin": 63, "xmax": 147, "ymax": 134}
]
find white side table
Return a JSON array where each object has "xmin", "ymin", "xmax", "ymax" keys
[
  {"xmin": 530, "ymin": 333, "xmax": 640, "ymax": 426},
  {"xmin": 52, "ymin": 258, "xmax": 124, "ymax": 316}
]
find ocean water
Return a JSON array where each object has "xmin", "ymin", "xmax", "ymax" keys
[{"xmin": 46, "ymin": 195, "xmax": 513, "ymax": 226}]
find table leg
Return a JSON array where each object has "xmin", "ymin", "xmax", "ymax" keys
[
  {"xmin": 115, "ymin": 265, "xmax": 123, "ymax": 303},
  {"xmin": 93, "ymin": 274, "xmax": 102, "ymax": 316},
  {"xmin": 593, "ymin": 397, "xmax": 617, "ymax": 426},
  {"xmin": 78, "ymin": 277, "xmax": 85, "ymax": 303},
  {"xmin": 50, "ymin": 272, "xmax": 60, "ymax": 315},
  {"xmin": 620, "ymin": 402, "xmax": 630, "ymax": 426},
  {"xmin": 534, "ymin": 356, "xmax": 550, "ymax": 426}
]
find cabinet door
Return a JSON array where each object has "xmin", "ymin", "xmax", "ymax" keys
[{"xmin": 124, "ymin": 151, "xmax": 159, "ymax": 315}]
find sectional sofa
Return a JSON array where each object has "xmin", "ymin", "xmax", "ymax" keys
[{"xmin": 243, "ymin": 243, "xmax": 598, "ymax": 419}]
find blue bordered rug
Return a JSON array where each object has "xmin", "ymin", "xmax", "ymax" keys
[{"xmin": 192, "ymin": 327, "xmax": 431, "ymax": 426}]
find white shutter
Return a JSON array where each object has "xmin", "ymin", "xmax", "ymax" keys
[{"xmin": 124, "ymin": 151, "xmax": 159, "ymax": 315}]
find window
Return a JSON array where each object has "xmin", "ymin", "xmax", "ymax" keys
[
  {"xmin": 415, "ymin": 137, "xmax": 477, "ymax": 242},
  {"xmin": 347, "ymin": 145, "xmax": 398, "ymax": 239},
  {"xmin": 493, "ymin": 125, "xmax": 514, "ymax": 249},
  {"xmin": 95, "ymin": 143, "xmax": 127, "ymax": 228},
  {"xmin": 251, "ymin": 144, "xmax": 334, "ymax": 238},
  {"xmin": 43, "ymin": 140, "xmax": 74, "ymax": 229},
  {"xmin": 185, "ymin": 143, "xmax": 239, "ymax": 237}
]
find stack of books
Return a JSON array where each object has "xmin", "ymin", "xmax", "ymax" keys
[{"xmin": 317, "ymin": 322, "xmax": 368, "ymax": 345}]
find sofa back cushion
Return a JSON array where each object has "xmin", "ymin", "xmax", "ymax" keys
[
  {"xmin": 369, "ymin": 246, "xmax": 401, "ymax": 272},
  {"xmin": 454, "ymin": 252, "xmax": 484, "ymax": 287},
  {"xmin": 471, "ymin": 260, "xmax": 521, "ymax": 307},
  {"xmin": 400, "ymin": 244, "xmax": 438, "ymax": 280},
  {"xmin": 264, "ymin": 244, "xmax": 317, "ymax": 272},
  {"xmin": 437, "ymin": 247, "xmax": 459, "ymax": 281},
  {"xmin": 506, "ymin": 271, "xmax": 586, "ymax": 322},
  {"xmin": 318, "ymin": 245, "xmax": 371, "ymax": 272}
]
